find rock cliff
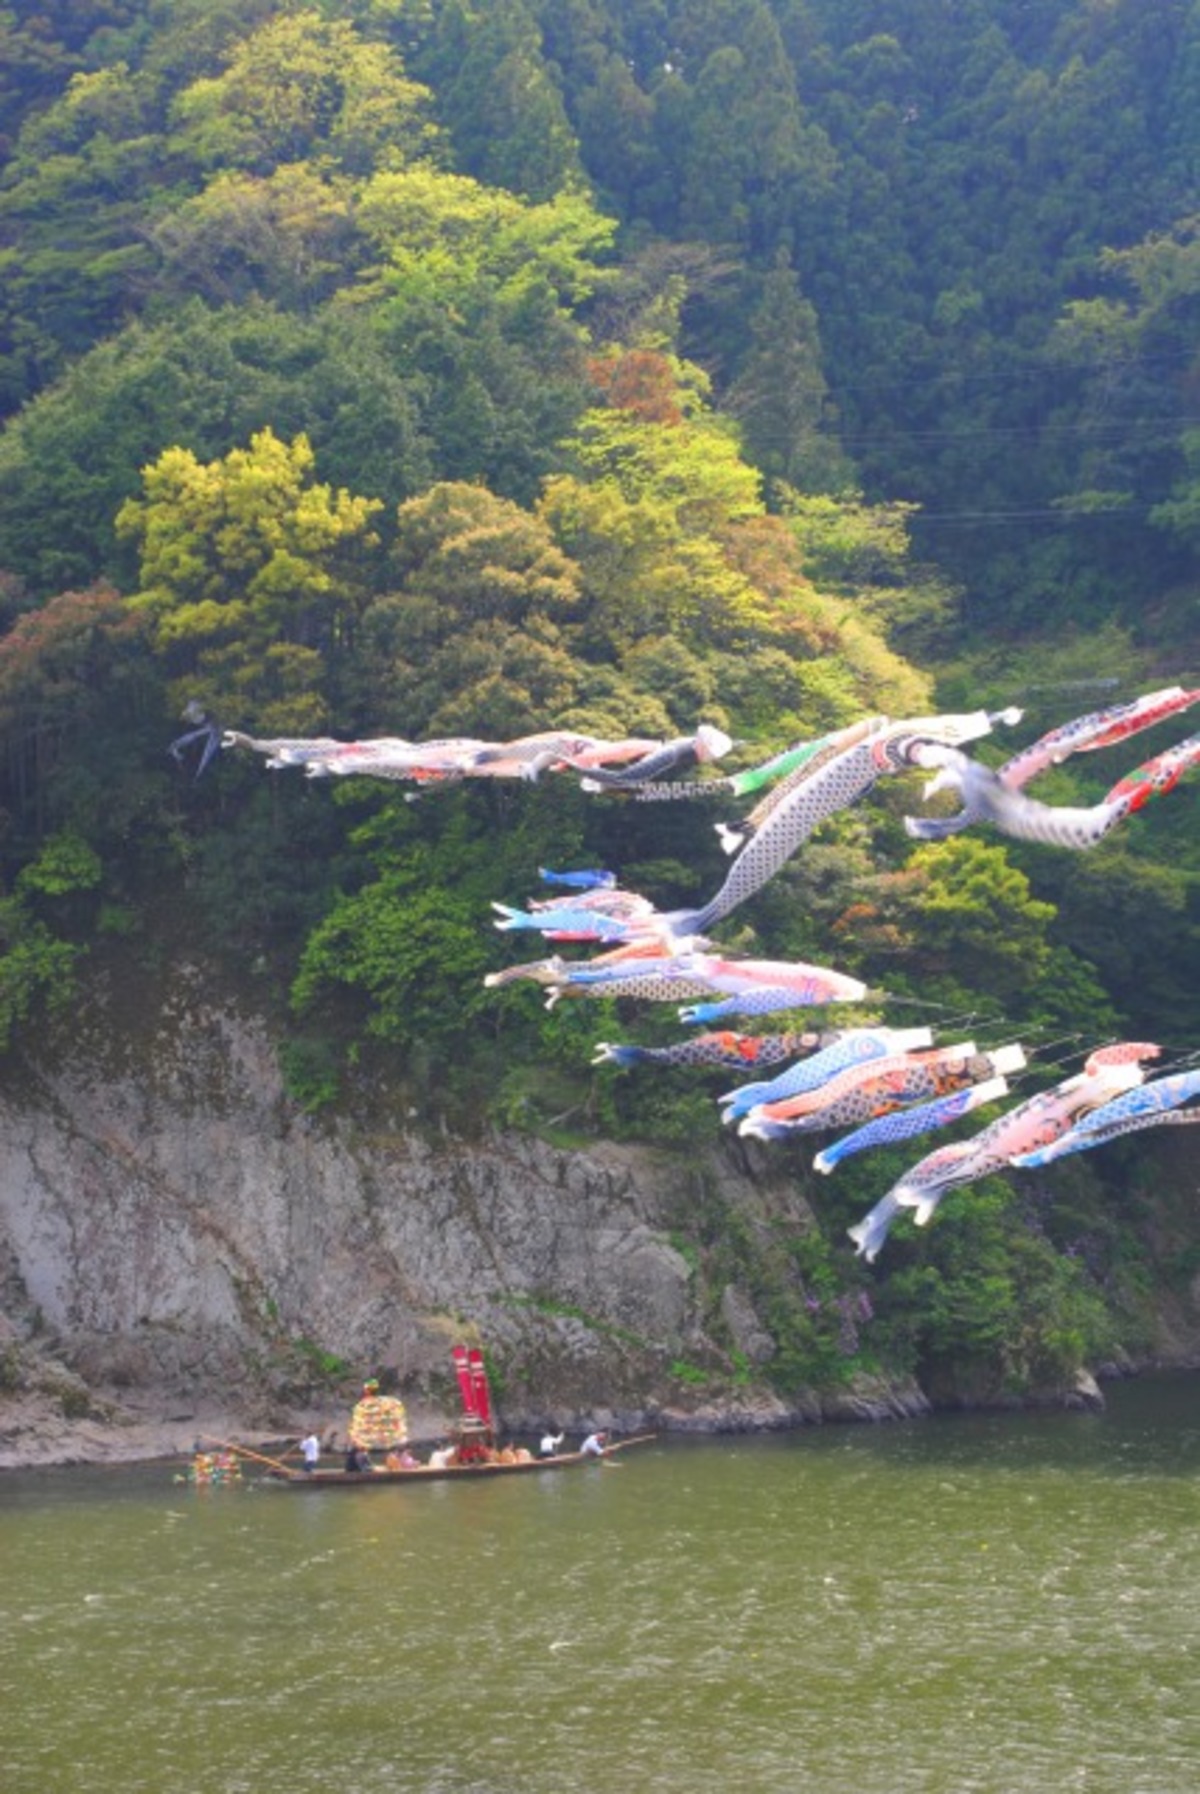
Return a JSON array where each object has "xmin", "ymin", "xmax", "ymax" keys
[
  {"xmin": 5, "ymin": 953, "xmax": 1195, "ymax": 1469},
  {"xmin": 0, "ymin": 955, "xmax": 934, "ymax": 1465}
]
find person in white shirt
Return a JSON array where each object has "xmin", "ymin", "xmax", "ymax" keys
[
  {"xmin": 539, "ymin": 1430, "xmax": 565, "ymax": 1458},
  {"xmin": 300, "ymin": 1432, "xmax": 321, "ymax": 1473},
  {"xmin": 579, "ymin": 1431, "xmax": 608, "ymax": 1459}
]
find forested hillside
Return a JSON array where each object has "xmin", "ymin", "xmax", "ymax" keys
[{"xmin": 0, "ymin": 0, "xmax": 1196, "ymax": 1410}]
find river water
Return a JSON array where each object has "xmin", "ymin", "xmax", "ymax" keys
[{"xmin": 3, "ymin": 1373, "xmax": 1198, "ymax": 1794}]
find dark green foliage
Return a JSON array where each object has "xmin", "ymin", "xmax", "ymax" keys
[
  {"xmin": 413, "ymin": 0, "xmax": 584, "ymax": 200},
  {"xmin": 0, "ymin": 303, "xmax": 434, "ymax": 599},
  {"xmin": 522, "ymin": 0, "xmax": 1200, "ymax": 641},
  {"xmin": 178, "ymin": 775, "xmax": 359, "ymax": 958},
  {"xmin": 871, "ymin": 1180, "xmax": 1118, "ymax": 1400},
  {"xmin": 292, "ymin": 865, "xmax": 493, "ymax": 1048},
  {"xmin": 0, "ymin": 830, "xmax": 109, "ymax": 1048}
]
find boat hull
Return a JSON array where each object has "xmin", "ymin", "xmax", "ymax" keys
[{"xmin": 266, "ymin": 1438, "xmax": 654, "ymax": 1487}]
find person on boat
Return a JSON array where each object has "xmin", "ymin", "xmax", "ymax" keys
[
  {"xmin": 385, "ymin": 1447, "xmax": 420, "ymax": 1470},
  {"xmin": 300, "ymin": 1432, "xmax": 321, "ymax": 1473},
  {"xmin": 344, "ymin": 1442, "xmax": 374, "ymax": 1473},
  {"xmin": 512, "ymin": 1444, "xmax": 534, "ymax": 1463},
  {"xmin": 580, "ymin": 1430, "xmax": 609, "ymax": 1459},
  {"xmin": 539, "ymin": 1429, "xmax": 565, "ymax": 1457},
  {"xmin": 428, "ymin": 1443, "xmax": 457, "ymax": 1470}
]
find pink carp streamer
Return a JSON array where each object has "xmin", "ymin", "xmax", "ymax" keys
[
  {"xmin": 905, "ymin": 684, "xmax": 1200, "ymax": 850},
  {"xmin": 847, "ymin": 1048, "xmax": 1160, "ymax": 1262},
  {"xmin": 905, "ymin": 732, "xmax": 1200, "ymax": 851},
  {"xmin": 1010, "ymin": 1068, "xmax": 1200, "ymax": 1168},
  {"xmin": 537, "ymin": 950, "xmax": 867, "ymax": 1014},
  {"xmin": 905, "ymin": 685, "xmax": 1199, "ymax": 841}
]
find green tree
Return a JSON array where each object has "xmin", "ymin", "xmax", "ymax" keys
[
  {"xmin": 117, "ymin": 427, "xmax": 383, "ymax": 728},
  {"xmin": 168, "ymin": 8, "xmax": 440, "ymax": 176},
  {"xmin": 835, "ymin": 836, "xmax": 1060, "ymax": 1008},
  {"xmin": 540, "ymin": 350, "xmax": 767, "ymax": 660},
  {"xmin": 356, "ymin": 164, "xmax": 613, "ymax": 497},
  {"xmin": 1032, "ymin": 842, "xmax": 1199, "ymax": 1040},
  {"xmin": 147, "ymin": 162, "xmax": 359, "ymax": 310},
  {"xmin": 541, "ymin": 349, "xmax": 927, "ymax": 723},
  {"xmin": 0, "ymin": 582, "xmax": 157, "ymax": 848},
  {"xmin": 724, "ymin": 253, "xmax": 850, "ymax": 494},
  {"xmin": 0, "ymin": 59, "xmax": 165, "ymax": 401},
  {"xmin": 357, "ymin": 480, "xmax": 584, "ymax": 735},
  {"xmin": 673, "ymin": 6, "xmax": 823, "ymax": 256},
  {"xmin": 0, "ymin": 301, "xmax": 432, "ymax": 599},
  {"xmin": 416, "ymin": 0, "xmax": 583, "ymax": 200},
  {"xmin": 0, "ymin": 872, "xmax": 87, "ymax": 1052}
]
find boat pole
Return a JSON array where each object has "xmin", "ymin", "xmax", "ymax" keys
[{"xmin": 199, "ymin": 1435, "xmax": 297, "ymax": 1476}]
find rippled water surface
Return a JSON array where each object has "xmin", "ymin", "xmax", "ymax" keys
[{"xmin": 3, "ymin": 1373, "xmax": 1199, "ymax": 1794}]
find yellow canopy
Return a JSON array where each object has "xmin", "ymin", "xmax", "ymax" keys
[{"xmin": 350, "ymin": 1393, "xmax": 408, "ymax": 1448}]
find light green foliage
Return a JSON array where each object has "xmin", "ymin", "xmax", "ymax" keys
[
  {"xmin": 288, "ymin": 784, "xmax": 596, "ymax": 1070},
  {"xmin": 853, "ymin": 838, "xmax": 1058, "ymax": 1001},
  {"xmin": 292, "ymin": 873, "xmax": 492, "ymax": 1048},
  {"xmin": 168, "ymin": 9, "xmax": 440, "ymax": 176},
  {"xmin": 0, "ymin": 836, "xmax": 104, "ymax": 1042},
  {"xmin": 541, "ymin": 361, "xmax": 932, "ymax": 720},
  {"xmin": 540, "ymin": 389, "xmax": 766, "ymax": 657},
  {"xmin": 16, "ymin": 833, "xmax": 102, "ymax": 899},
  {"xmin": 784, "ymin": 488, "xmax": 918, "ymax": 589},
  {"xmin": 558, "ymin": 401, "xmax": 764, "ymax": 534},
  {"xmin": 118, "ymin": 427, "xmax": 382, "ymax": 726},
  {"xmin": 542, "ymin": 470, "xmax": 763, "ymax": 654},
  {"xmin": 356, "ymin": 166, "xmax": 611, "ymax": 495},
  {"xmin": 148, "ymin": 164, "xmax": 360, "ymax": 310},
  {"xmin": 357, "ymin": 165, "xmax": 614, "ymax": 309},
  {"xmin": 289, "ymin": 788, "xmax": 601, "ymax": 1073}
]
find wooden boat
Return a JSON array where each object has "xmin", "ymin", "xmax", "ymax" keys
[
  {"xmin": 264, "ymin": 1434, "xmax": 656, "ymax": 1488},
  {"xmin": 260, "ymin": 1345, "xmax": 654, "ymax": 1487}
]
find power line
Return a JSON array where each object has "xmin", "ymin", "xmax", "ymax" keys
[
  {"xmin": 837, "ymin": 416, "xmax": 1194, "ymax": 445},
  {"xmin": 913, "ymin": 506, "xmax": 1156, "ymax": 524},
  {"xmin": 826, "ymin": 346, "xmax": 1200, "ymax": 398}
]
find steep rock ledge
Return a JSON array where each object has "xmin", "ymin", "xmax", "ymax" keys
[
  {"xmin": 5, "ymin": 956, "xmax": 1193, "ymax": 1469},
  {"xmin": 1, "ymin": 959, "xmax": 930, "ymax": 1465}
]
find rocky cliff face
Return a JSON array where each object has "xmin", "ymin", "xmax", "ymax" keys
[
  {"xmin": 8, "ymin": 954, "xmax": 1194, "ymax": 1469},
  {"xmin": 1, "ymin": 957, "xmax": 930, "ymax": 1464}
]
